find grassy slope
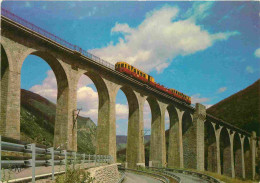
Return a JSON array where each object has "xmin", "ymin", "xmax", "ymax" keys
[
  {"xmin": 207, "ymin": 79, "xmax": 260, "ymax": 136},
  {"xmin": 20, "ymin": 89, "xmax": 96, "ymax": 154}
]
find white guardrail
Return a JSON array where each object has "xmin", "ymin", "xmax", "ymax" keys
[{"xmin": 0, "ymin": 136, "xmax": 112, "ymax": 182}]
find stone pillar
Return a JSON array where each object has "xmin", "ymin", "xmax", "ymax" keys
[
  {"xmin": 239, "ymin": 134, "xmax": 245, "ymax": 179},
  {"xmin": 68, "ymin": 76, "xmax": 79, "ymax": 151},
  {"xmin": 194, "ymin": 103, "xmax": 206, "ymax": 171},
  {"xmin": 212, "ymin": 123, "xmax": 223, "ymax": 174},
  {"xmin": 0, "ymin": 69, "xmax": 21, "ymax": 139},
  {"xmin": 182, "ymin": 103, "xmax": 206, "ymax": 170},
  {"xmin": 149, "ymin": 98, "xmax": 167, "ymax": 168},
  {"xmin": 167, "ymin": 106, "xmax": 184, "ymax": 168},
  {"xmin": 224, "ymin": 129, "xmax": 235, "ymax": 178},
  {"xmin": 250, "ymin": 131, "xmax": 256, "ymax": 180},
  {"xmin": 125, "ymin": 90, "xmax": 146, "ymax": 168},
  {"xmin": 95, "ymin": 79, "xmax": 119, "ymax": 162},
  {"xmin": 0, "ymin": 43, "xmax": 22, "ymax": 139}
]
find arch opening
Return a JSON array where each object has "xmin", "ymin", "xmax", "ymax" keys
[
  {"xmin": 147, "ymin": 96, "xmax": 164, "ymax": 167},
  {"xmin": 77, "ymin": 71, "xmax": 114, "ymax": 158},
  {"xmin": 220, "ymin": 128, "xmax": 232, "ymax": 176},
  {"xmin": 167, "ymin": 105, "xmax": 181, "ymax": 168},
  {"xmin": 20, "ymin": 51, "xmax": 69, "ymax": 149},
  {"xmin": 182, "ymin": 111, "xmax": 195, "ymax": 169},
  {"xmin": 76, "ymin": 74, "xmax": 100, "ymax": 154},
  {"xmin": 115, "ymin": 87, "xmax": 129, "ymax": 164},
  {"xmin": 205, "ymin": 121, "xmax": 217, "ymax": 172},
  {"xmin": 164, "ymin": 109, "xmax": 170, "ymax": 165},
  {"xmin": 244, "ymin": 137, "xmax": 252, "ymax": 179},
  {"xmin": 144, "ymin": 100, "xmax": 152, "ymax": 166},
  {"xmin": 234, "ymin": 133, "xmax": 243, "ymax": 178}
]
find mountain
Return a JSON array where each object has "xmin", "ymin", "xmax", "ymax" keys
[
  {"xmin": 20, "ymin": 89, "xmax": 96, "ymax": 154},
  {"xmin": 116, "ymin": 135, "xmax": 150, "ymax": 151},
  {"xmin": 116, "ymin": 135, "xmax": 150, "ymax": 144},
  {"xmin": 207, "ymin": 79, "xmax": 260, "ymax": 136}
]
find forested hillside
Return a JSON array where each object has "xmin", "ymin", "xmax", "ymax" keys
[{"xmin": 20, "ymin": 89, "xmax": 96, "ymax": 154}]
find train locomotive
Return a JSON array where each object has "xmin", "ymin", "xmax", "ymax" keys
[{"xmin": 115, "ymin": 61, "xmax": 191, "ymax": 104}]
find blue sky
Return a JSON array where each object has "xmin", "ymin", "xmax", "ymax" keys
[{"xmin": 2, "ymin": 1, "xmax": 259, "ymax": 135}]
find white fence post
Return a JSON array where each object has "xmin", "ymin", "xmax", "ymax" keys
[
  {"xmin": 82, "ymin": 153, "xmax": 85, "ymax": 165},
  {"xmin": 64, "ymin": 150, "xmax": 67, "ymax": 172},
  {"xmin": 31, "ymin": 144, "xmax": 36, "ymax": 183},
  {"xmin": 50, "ymin": 147, "xmax": 54, "ymax": 180}
]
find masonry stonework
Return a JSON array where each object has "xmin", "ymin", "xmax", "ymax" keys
[
  {"xmin": 88, "ymin": 164, "xmax": 120, "ymax": 183},
  {"xmin": 167, "ymin": 105, "xmax": 184, "ymax": 168},
  {"xmin": 1, "ymin": 15, "xmax": 258, "ymax": 181}
]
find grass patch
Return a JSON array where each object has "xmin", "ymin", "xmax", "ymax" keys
[
  {"xmin": 201, "ymin": 171, "xmax": 256, "ymax": 183},
  {"xmin": 177, "ymin": 167, "xmax": 257, "ymax": 183},
  {"xmin": 55, "ymin": 164, "xmax": 95, "ymax": 183}
]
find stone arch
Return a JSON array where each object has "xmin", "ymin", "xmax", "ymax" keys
[
  {"xmin": 0, "ymin": 40, "xmax": 14, "ymax": 71},
  {"xmin": 234, "ymin": 133, "xmax": 243, "ymax": 178},
  {"xmin": 118, "ymin": 86, "xmax": 145, "ymax": 168},
  {"xmin": 146, "ymin": 96, "xmax": 166, "ymax": 167},
  {"xmin": 244, "ymin": 136, "xmax": 252, "ymax": 179},
  {"xmin": 205, "ymin": 120, "xmax": 217, "ymax": 172},
  {"xmin": 20, "ymin": 50, "xmax": 71, "ymax": 149},
  {"xmin": 182, "ymin": 110, "xmax": 195, "ymax": 169},
  {"xmin": 220, "ymin": 128, "xmax": 232, "ymax": 176},
  {"xmin": 167, "ymin": 104, "xmax": 183, "ymax": 168},
  {"xmin": 0, "ymin": 44, "xmax": 10, "ymax": 136},
  {"xmin": 76, "ymin": 71, "xmax": 114, "ymax": 158}
]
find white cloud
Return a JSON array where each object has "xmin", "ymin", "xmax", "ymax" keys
[
  {"xmin": 116, "ymin": 104, "xmax": 128, "ymax": 120},
  {"xmin": 25, "ymin": 1, "xmax": 32, "ymax": 8},
  {"xmin": 30, "ymin": 70, "xmax": 57, "ymax": 103},
  {"xmin": 205, "ymin": 104, "xmax": 213, "ymax": 109},
  {"xmin": 254, "ymin": 48, "xmax": 260, "ymax": 58},
  {"xmin": 246, "ymin": 66, "xmax": 254, "ymax": 74},
  {"xmin": 143, "ymin": 101, "xmax": 152, "ymax": 130},
  {"xmin": 88, "ymin": 6, "xmax": 97, "ymax": 17},
  {"xmin": 191, "ymin": 94, "xmax": 210, "ymax": 104},
  {"xmin": 111, "ymin": 23, "xmax": 134, "ymax": 35},
  {"xmin": 77, "ymin": 75, "xmax": 93, "ymax": 88},
  {"xmin": 184, "ymin": 2, "xmax": 214, "ymax": 21},
  {"xmin": 90, "ymin": 5, "xmax": 239, "ymax": 73},
  {"xmin": 217, "ymin": 87, "xmax": 227, "ymax": 93},
  {"xmin": 42, "ymin": 5, "xmax": 47, "ymax": 10}
]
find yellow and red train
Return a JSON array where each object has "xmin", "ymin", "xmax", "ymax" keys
[{"xmin": 115, "ymin": 61, "xmax": 191, "ymax": 104}]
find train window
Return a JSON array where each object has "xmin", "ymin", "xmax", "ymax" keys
[
  {"xmin": 143, "ymin": 74, "xmax": 146, "ymax": 77},
  {"xmin": 128, "ymin": 66, "xmax": 130, "ymax": 69},
  {"xmin": 134, "ymin": 69, "xmax": 136, "ymax": 72},
  {"xmin": 121, "ymin": 64, "xmax": 124, "ymax": 67},
  {"xmin": 137, "ymin": 71, "xmax": 139, "ymax": 75}
]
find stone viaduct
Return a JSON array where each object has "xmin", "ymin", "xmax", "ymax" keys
[{"xmin": 0, "ymin": 9, "xmax": 259, "ymax": 180}]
